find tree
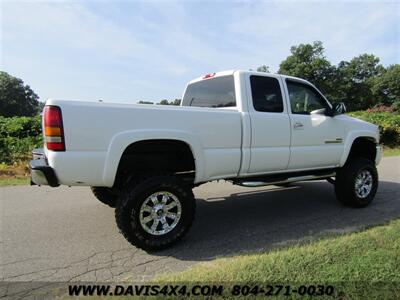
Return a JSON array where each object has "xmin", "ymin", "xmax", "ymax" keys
[
  {"xmin": 158, "ymin": 99, "xmax": 181, "ymax": 105},
  {"xmin": 336, "ymin": 54, "xmax": 385, "ymax": 110},
  {"xmin": 159, "ymin": 99, "xmax": 170, "ymax": 105},
  {"xmin": 277, "ymin": 41, "xmax": 394, "ymax": 111},
  {"xmin": 256, "ymin": 65, "xmax": 270, "ymax": 73},
  {"xmin": 138, "ymin": 99, "xmax": 181, "ymax": 105},
  {"xmin": 371, "ymin": 64, "xmax": 400, "ymax": 107},
  {"xmin": 0, "ymin": 71, "xmax": 40, "ymax": 117},
  {"xmin": 278, "ymin": 41, "xmax": 336, "ymax": 99},
  {"xmin": 172, "ymin": 99, "xmax": 181, "ymax": 106},
  {"xmin": 137, "ymin": 101, "xmax": 154, "ymax": 105}
]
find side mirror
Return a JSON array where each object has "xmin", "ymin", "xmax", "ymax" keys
[{"xmin": 326, "ymin": 102, "xmax": 346, "ymax": 116}]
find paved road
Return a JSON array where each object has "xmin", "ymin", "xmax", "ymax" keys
[{"xmin": 1, "ymin": 157, "xmax": 399, "ymax": 284}]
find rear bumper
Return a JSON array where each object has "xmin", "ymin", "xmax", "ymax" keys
[{"xmin": 30, "ymin": 148, "xmax": 59, "ymax": 187}]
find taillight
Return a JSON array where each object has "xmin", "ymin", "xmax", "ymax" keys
[{"xmin": 44, "ymin": 105, "xmax": 65, "ymax": 151}]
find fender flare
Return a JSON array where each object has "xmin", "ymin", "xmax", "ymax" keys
[
  {"xmin": 101, "ymin": 129, "xmax": 205, "ymax": 187},
  {"xmin": 339, "ymin": 131, "xmax": 379, "ymax": 166}
]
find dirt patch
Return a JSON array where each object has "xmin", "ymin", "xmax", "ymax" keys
[{"xmin": 0, "ymin": 162, "xmax": 29, "ymax": 179}]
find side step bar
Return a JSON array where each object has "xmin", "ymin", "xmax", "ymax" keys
[{"xmin": 232, "ymin": 172, "xmax": 336, "ymax": 188}]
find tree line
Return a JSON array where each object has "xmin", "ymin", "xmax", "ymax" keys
[
  {"xmin": 262, "ymin": 41, "xmax": 399, "ymax": 111},
  {"xmin": 138, "ymin": 99, "xmax": 181, "ymax": 106},
  {"xmin": 1, "ymin": 41, "xmax": 398, "ymax": 117}
]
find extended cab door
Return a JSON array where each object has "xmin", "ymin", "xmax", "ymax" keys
[
  {"xmin": 246, "ymin": 74, "xmax": 291, "ymax": 174},
  {"xmin": 284, "ymin": 79, "xmax": 345, "ymax": 170}
]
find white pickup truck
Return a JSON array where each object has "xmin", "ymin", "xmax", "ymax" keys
[{"xmin": 30, "ymin": 70, "xmax": 381, "ymax": 250}]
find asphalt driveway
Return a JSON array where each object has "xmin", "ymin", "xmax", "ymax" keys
[{"xmin": 1, "ymin": 157, "xmax": 399, "ymax": 285}]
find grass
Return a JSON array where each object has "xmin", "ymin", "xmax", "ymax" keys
[
  {"xmin": 154, "ymin": 219, "xmax": 400, "ymax": 299},
  {"xmin": 0, "ymin": 177, "xmax": 29, "ymax": 186},
  {"xmin": 384, "ymin": 146, "xmax": 400, "ymax": 157},
  {"xmin": 0, "ymin": 162, "xmax": 30, "ymax": 187}
]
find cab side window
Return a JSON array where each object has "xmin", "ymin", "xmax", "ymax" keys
[
  {"xmin": 286, "ymin": 80, "xmax": 328, "ymax": 115},
  {"xmin": 250, "ymin": 76, "xmax": 284, "ymax": 113}
]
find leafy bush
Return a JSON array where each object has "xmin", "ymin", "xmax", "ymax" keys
[
  {"xmin": 347, "ymin": 111, "xmax": 400, "ymax": 146},
  {"xmin": 391, "ymin": 101, "xmax": 400, "ymax": 112},
  {"xmin": 0, "ymin": 116, "xmax": 43, "ymax": 164}
]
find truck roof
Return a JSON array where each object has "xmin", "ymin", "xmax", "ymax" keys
[{"xmin": 188, "ymin": 70, "xmax": 309, "ymax": 85}]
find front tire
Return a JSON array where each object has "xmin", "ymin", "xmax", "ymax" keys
[
  {"xmin": 115, "ymin": 175, "xmax": 195, "ymax": 251},
  {"xmin": 335, "ymin": 158, "xmax": 378, "ymax": 208}
]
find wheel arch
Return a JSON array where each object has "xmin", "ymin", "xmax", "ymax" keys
[
  {"xmin": 340, "ymin": 133, "xmax": 378, "ymax": 166},
  {"xmin": 102, "ymin": 130, "xmax": 204, "ymax": 187}
]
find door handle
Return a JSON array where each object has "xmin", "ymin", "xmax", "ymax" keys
[{"xmin": 293, "ymin": 122, "xmax": 304, "ymax": 129}]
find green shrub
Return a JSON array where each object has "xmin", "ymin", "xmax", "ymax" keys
[
  {"xmin": 0, "ymin": 116, "xmax": 42, "ymax": 138},
  {"xmin": 0, "ymin": 116, "xmax": 43, "ymax": 164},
  {"xmin": 391, "ymin": 101, "xmax": 400, "ymax": 112},
  {"xmin": 347, "ymin": 111, "xmax": 400, "ymax": 146}
]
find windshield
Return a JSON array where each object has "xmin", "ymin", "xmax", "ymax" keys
[{"xmin": 182, "ymin": 75, "xmax": 236, "ymax": 108}]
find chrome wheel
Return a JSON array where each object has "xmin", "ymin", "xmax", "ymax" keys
[
  {"xmin": 354, "ymin": 170, "xmax": 373, "ymax": 199},
  {"xmin": 139, "ymin": 191, "xmax": 182, "ymax": 236}
]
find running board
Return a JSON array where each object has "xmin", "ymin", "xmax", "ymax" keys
[{"xmin": 233, "ymin": 172, "xmax": 336, "ymax": 188}]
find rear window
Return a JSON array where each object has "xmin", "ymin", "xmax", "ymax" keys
[{"xmin": 182, "ymin": 75, "xmax": 236, "ymax": 108}]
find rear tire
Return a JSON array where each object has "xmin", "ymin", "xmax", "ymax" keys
[
  {"xmin": 115, "ymin": 175, "xmax": 195, "ymax": 251},
  {"xmin": 335, "ymin": 158, "xmax": 378, "ymax": 208},
  {"xmin": 90, "ymin": 187, "xmax": 118, "ymax": 208}
]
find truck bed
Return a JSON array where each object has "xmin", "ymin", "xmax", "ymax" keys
[{"xmin": 45, "ymin": 99, "xmax": 243, "ymax": 186}]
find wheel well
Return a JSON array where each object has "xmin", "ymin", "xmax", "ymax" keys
[
  {"xmin": 347, "ymin": 137, "xmax": 376, "ymax": 163},
  {"xmin": 114, "ymin": 139, "xmax": 195, "ymax": 188}
]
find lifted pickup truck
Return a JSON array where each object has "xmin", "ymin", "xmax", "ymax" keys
[{"xmin": 31, "ymin": 70, "xmax": 381, "ymax": 250}]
